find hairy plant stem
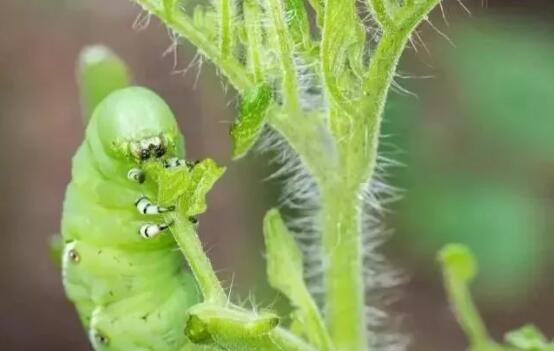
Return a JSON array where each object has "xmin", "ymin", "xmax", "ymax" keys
[
  {"xmin": 166, "ymin": 212, "xmax": 227, "ymax": 304},
  {"xmin": 320, "ymin": 187, "xmax": 365, "ymax": 350},
  {"xmin": 135, "ymin": 0, "xmax": 253, "ymax": 92},
  {"xmin": 317, "ymin": 37, "xmax": 406, "ymax": 351}
]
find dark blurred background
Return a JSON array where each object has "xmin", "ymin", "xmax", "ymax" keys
[{"xmin": 1, "ymin": 1, "xmax": 554, "ymax": 350}]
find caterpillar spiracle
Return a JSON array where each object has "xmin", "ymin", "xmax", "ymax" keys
[{"xmin": 61, "ymin": 86, "xmax": 204, "ymax": 351}]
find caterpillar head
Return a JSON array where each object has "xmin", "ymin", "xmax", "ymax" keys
[{"xmin": 89, "ymin": 86, "xmax": 184, "ymax": 165}]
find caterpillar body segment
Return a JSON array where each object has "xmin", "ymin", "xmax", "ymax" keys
[
  {"xmin": 70, "ymin": 142, "xmax": 153, "ymax": 210},
  {"xmin": 89, "ymin": 275, "xmax": 198, "ymax": 351},
  {"xmin": 62, "ymin": 240, "xmax": 183, "ymax": 307},
  {"xmin": 61, "ymin": 87, "xmax": 202, "ymax": 351}
]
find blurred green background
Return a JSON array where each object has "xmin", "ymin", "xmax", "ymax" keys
[{"xmin": 1, "ymin": 1, "xmax": 554, "ymax": 350}]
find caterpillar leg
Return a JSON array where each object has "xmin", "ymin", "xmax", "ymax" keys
[
  {"xmin": 135, "ymin": 196, "xmax": 175, "ymax": 215},
  {"xmin": 163, "ymin": 157, "xmax": 199, "ymax": 170},
  {"xmin": 139, "ymin": 222, "xmax": 172, "ymax": 239}
]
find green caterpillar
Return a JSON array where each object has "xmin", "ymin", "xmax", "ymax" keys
[{"xmin": 61, "ymin": 86, "xmax": 202, "ymax": 351}]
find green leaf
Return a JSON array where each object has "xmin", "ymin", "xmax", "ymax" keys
[
  {"xmin": 263, "ymin": 209, "xmax": 333, "ymax": 350},
  {"xmin": 230, "ymin": 83, "xmax": 272, "ymax": 159},
  {"xmin": 264, "ymin": 209, "xmax": 304, "ymax": 294},
  {"xmin": 505, "ymin": 325, "xmax": 550, "ymax": 351},
  {"xmin": 147, "ymin": 159, "xmax": 225, "ymax": 217},
  {"xmin": 77, "ymin": 45, "xmax": 131, "ymax": 123},
  {"xmin": 184, "ymin": 303, "xmax": 282, "ymax": 350}
]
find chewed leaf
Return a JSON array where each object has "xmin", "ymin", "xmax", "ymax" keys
[
  {"xmin": 505, "ymin": 325, "xmax": 550, "ymax": 351},
  {"xmin": 438, "ymin": 243, "xmax": 477, "ymax": 283},
  {"xmin": 148, "ymin": 159, "xmax": 225, "ymax": 217},
  {"xmin": 230, "ymin": 83, "xmax": 272, "ymax": 159},
  {"xmin": 153, "ymin": 163, "xmax": 191, "ymax": 205},
  {"xmin": 181, "ymin": 159, "xmax": 226, "ymax": 216}
]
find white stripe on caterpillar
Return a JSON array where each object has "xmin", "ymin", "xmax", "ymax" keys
[
  {"xmin": 127, "ymin": 168, "xmax": 145, "ymax": 183},
  {"xmin": 135, "ymin": 196, "xmax": 175, "ymax": 215},
  {"xmin": 139, "ymin": 222, "xmax": 172, "ymax": 238}
]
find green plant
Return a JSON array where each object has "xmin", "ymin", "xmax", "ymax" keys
[
  {"xmin": 439, "ymin": 244, "xmax": 554, "ymax": 351},
  {"xmin": 59, "ymin": 1, "xmax": 552, "ymax": 351},
  {"xmin": 123, "ymin": 0, "xmax": 441, "ymax": 350}
]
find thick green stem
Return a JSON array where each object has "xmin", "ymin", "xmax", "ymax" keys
[
  {"xmin": 165, "ymin": 212, "xmax": 227, "ymax": 304},
  {"xmin": 321, "ymin": 187, "xmax": 365, "ymax": 351},
  {"xmin": 319, "ymin": 32, "xmax": 406, "ymax": 351},
  {"xmin": 321, "ymin": 3, "xmax": 440, "ymax": 349}
]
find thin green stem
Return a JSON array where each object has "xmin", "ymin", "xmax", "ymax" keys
[
  {"xmin": 320, "ymin": 0, "xmax": 364, "ymax": 120},
  {"xmin": 266, "ymin": 0, "xmax": 301, "ymax": 114},
  {"xmin": 368, "ymin": 0, "xmax": 396, "ymax": 30},
  {"xmin": 444, "ymin": 278, "xmax": 490, "ymax": 348},
  {"xmin": 243, "ymin": 0, "xmax": 264, "ymax": 82},
  {"xmin": 133, "ymin": 0, "xmax": 253, "ymax": 92},
  {"xmin": 396, "ymin": 0, "xmax": 442, "ymax": 31},
  {"xmin": 219, "ymin": 0, "xmax": 233, "ymax": 58},
  {"xmin": 438, "ymin": 245, "xmax": 495, "ymax": 351},
  {"xmin": 283, "ymin": 0, "xmax": 313, "ymax": 54},
  {"xmin": 165, "ymin": 212, "xmax": 227, "ymax": 304}
]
